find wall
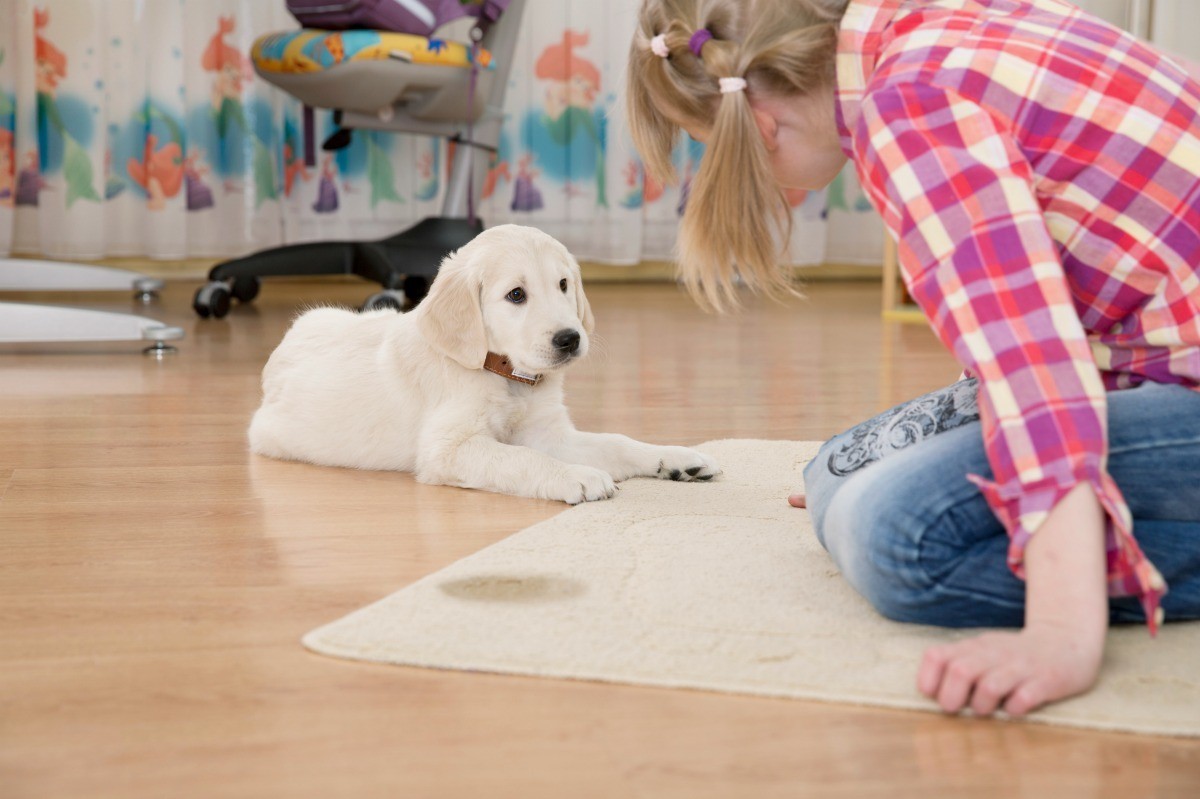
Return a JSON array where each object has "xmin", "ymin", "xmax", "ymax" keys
[{"xmin": 1149, "ymin": 0, "xmax": 1200, "ymax": 62}]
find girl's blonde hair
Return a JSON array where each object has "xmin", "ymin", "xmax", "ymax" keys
[{"xmin": 627, "ymin": 0, "xmax": 849, "ymax": 310}]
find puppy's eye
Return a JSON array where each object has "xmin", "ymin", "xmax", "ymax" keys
[
  {"xmin": 559, "ymin": 278, "xmax": 568, "ymax": 293},
  {"xmin": 506, "ymin": 287, "xmax": 526, "ymax": 304}
]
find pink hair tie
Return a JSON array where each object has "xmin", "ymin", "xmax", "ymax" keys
[
  {"xmin": 688, "ymin": 28, "xmax": 713, "ymax": 57},
  {"xmin": 650, "ymin": 34, "xmax": 669, "ymax": 58}
]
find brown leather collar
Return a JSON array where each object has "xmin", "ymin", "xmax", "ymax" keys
[{"xmin": 483, "ymin": 352, "xmax": 542, "ymax": 386}]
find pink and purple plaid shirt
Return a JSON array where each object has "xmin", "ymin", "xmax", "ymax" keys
[{"xmin": 836, "ymin": 0, "xmax": 1200, "ymax": 631}]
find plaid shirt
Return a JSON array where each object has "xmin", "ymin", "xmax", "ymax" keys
[{"xmin": 836, "ymin": 0, "xmax": 1200, "ymax": 631}]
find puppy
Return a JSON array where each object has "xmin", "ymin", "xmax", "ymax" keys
[{"xmin": 248, "ymin": 224, "xmax": 720, "ymax": 503}]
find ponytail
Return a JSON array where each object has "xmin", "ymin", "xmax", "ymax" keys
[
  {"xmin": 626, "ymin": 0, "xmax": 849, "ymax": 311},
  {"xmin": 681, "ymin": 33, "xmax": 791, "ymax": 310}
]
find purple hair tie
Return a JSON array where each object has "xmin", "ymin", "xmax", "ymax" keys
[{"xmin": 688, "ymin": 28, "xmax": 713, "ymax": 57}]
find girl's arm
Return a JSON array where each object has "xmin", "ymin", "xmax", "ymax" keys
[
  {"xmin": 917, "ymin": 481, "xmax": 1108, "ymax": 715},
  {"xmin": 851, "ymin": 80, "xmax": 1166, "ymax": 714},
  {"xmin": 853, "ymin": 81, "xmax": 1163, "ymax": 620}
]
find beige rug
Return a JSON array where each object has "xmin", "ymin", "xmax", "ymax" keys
[{"xmin": 304, "ymin": 440, "xmax": 1200, "ymax": 738}]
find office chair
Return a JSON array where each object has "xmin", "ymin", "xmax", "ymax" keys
[{"xmin": 192, "ymin": 0, "xmax": 526, "ymax": 318}]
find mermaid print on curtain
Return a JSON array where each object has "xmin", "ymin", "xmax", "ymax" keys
[{"xmin": 0, "ymin": 0, "xmax": 886, "ymax": 267}]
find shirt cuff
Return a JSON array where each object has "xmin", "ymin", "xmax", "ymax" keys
[{"xmin": 967, "ymin": 466, "xmax": 1168, "ymax": 634}]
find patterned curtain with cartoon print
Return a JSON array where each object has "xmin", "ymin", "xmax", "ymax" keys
[{"xmin": 0, "ymin": 0, "xmax": 886, "ymax": 267}]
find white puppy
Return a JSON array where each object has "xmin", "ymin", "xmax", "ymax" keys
[{"xmin": 248, "ymin": 224, "xmax": 720, "ymax": 503}]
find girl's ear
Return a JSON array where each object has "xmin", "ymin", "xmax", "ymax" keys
[{"xmin": 751, "ymin": 105, "xmax": 781, "ymax": 152}]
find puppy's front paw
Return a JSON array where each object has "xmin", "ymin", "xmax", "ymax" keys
[
  {"xmin": 548, "ymin": 464, "xmax": 617, "ymax": 504},
  {"xmin": 655, "ymin": 447, "xmax": 721, "ymax": 482}
]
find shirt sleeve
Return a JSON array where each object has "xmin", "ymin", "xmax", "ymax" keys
[{"xmin": 852, "ymin": 81, "xmax": 1167, "ymax": 631}]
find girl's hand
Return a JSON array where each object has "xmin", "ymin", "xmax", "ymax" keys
[
  {"xmin": 916, "ymin": 482, "xmax": 1108, "ymax": 716},
  {"xmin": 917, "ymin": 620, "xmax": 1103, "ymax": 716},
  {"xmin": 788, "ymin": 493, "xmax": 806, "ymax": 508}
]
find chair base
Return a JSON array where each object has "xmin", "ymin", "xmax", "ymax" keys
[{"xmin": 193, "ymin": 216, "xmax": 484, "ymax": 318}]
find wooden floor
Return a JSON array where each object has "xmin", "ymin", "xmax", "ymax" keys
[{"xmin": 2, "ymin": 279, "xmax": 1197, "ymax": 798}]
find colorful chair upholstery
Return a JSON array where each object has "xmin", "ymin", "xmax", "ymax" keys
[{"xmin": 193, "ymin": 0, "xmax": 525, "ymax": 318}]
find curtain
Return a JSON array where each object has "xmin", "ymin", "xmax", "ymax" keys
[{"xmin": 0, "ymin": 0, "xmax": 886, "ymax": 266}]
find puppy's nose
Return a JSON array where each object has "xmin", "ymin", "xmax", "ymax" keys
[{"xmin": 552, "ymin": 329, "xmax": 581, "ymax": 354}]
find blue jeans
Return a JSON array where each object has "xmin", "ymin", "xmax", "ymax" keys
[{"xmin": 804, "ymin": 380, "xmax": 1200, "ymax": 628}]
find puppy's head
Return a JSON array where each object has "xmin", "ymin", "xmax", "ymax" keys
[{"xmin": 417, "ymin": 224, "xmax": 595, "ymax": 375}]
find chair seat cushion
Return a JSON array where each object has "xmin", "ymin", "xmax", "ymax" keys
[{"xmin": 252, "ymin": 29, "xmax": 493, "ymax": 75}]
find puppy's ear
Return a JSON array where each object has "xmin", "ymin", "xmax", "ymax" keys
[
  {"xmin": 574, "ymin": 271, "xmax": 595, "ymax": 336},
  {"xmin": 416, "ymin": 262, "xmax": 487, "ymax": 369}
]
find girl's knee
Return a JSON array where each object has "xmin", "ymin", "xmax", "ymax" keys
[
  {"xmin": 834, "ymin": 516, "xmax": 988, "ymax": 626},
  {"xmin": 802, "ymin": 438, "xmax": 846, "ymax": 539},
  {"xmin": 815, "ymin": 454, "xmax": 1016, "ymax": 626},
  {"xmin": 818, "ymin": 464, "xmax": 940, "ymax": 620}
]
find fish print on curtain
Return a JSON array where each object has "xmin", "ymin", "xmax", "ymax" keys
[{"xmin": 0, "ymin": 0, "xmax": 885, "ymax": 267}]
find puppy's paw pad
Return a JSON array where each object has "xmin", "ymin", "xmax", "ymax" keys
[{"xmin": 655, "ymin": 448, "xmax": 721, "ymax": 482}]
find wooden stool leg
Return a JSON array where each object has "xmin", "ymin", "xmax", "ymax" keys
[{"xmin": 881, "ymin": 235, "xmax": 898, "ymax": 315}]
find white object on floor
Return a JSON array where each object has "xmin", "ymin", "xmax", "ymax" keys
[
  {"xmin": 304, "ymin": 439, "xmax": 1200, "ymax": 738},
  {"xmin": 0, "ymin": 258, "xmax": 163, "ymax": 294},
  {"xmin": 0, "ymin": 258, "xmax": 183, "ymax": 351},
  {"xmin": 0, "ymin": 302, "xmax": 184, "ymax": 345}
]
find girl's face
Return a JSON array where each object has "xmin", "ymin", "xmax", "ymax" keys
[{"xmin": 752, "ymin": 88, "xmax": 848, "ymax": 191}]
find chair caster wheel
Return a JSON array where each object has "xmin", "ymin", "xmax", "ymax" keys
[
  {"xmin": 361, "ymin": 290, "xmax": 405, "ymax": 313},
  {"xmin": 231, "ymin": 276, "xmax": 261, "ymax": 303},
  {"xmin": 194, "ymin": 282, "xmax": 232, "ymax": 319}
]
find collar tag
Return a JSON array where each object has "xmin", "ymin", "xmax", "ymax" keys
[{"xmin": 483, "ymin": 352, "xmax": 542, "ymax": 386}]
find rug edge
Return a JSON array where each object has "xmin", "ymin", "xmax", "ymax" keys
[{"xmin": 300, "ymin": 628, "xmax": 1200, "ymax": 740}]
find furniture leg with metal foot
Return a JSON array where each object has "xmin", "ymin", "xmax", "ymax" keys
[
  {"xmin": 0, "ymin": 258, "xmax": 185, "ymax": 353},
  {"xmin": 0, "ymin": 302, "xmax": 184, "ymax": 355},
  {"xmin": 0, "ymin": 258, "xmax": 165, "ymax": 302}
]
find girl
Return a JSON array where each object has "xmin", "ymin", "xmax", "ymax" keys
[{"xmin": 626, "ymin": 0, "xmax": 1200, "ymax": 717}]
